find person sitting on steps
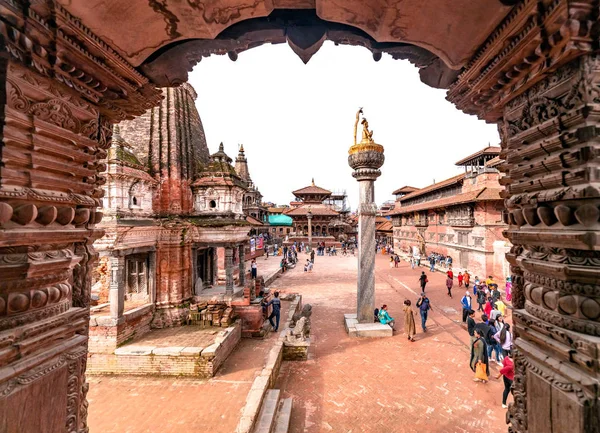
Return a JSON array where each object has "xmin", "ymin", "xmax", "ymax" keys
[{"xmin": 378, "ymin": 304, "xmax": 396, "ymax": 331}]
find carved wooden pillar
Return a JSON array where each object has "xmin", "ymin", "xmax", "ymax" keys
[
  {"xmin": 445, "ymin": 3, "xmax": 600, "ymax": 431},
  {"xmin": 500, "ymin": 55, "xmax": 600, "ymax": 432},
  {"xmin": 0, "ymin": 3, "xmax": 161, "ymax": 431}
]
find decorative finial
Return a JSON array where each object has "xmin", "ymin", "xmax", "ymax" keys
[
  {"xmin": 239, "ymin": 143, "xmax": 245, "ymax": 153},
  {"xmin": 219, "ymin": 142, "xmax": 224, "ymax": 152},
  {"xmin": 311, "ymin": 178, "xmax": 315, "ymax": 186}
]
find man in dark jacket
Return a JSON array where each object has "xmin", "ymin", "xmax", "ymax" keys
[
  {"xmin": 416, "ymin": 292, "xmax": 432, "ymax": 332},
  {"xmin": 466, "ymin": 310, "xmax": 476, "ymax": 345},
  {"xmin": 267, "ymin": 291, "xmax": 281, "ymax": 331}
]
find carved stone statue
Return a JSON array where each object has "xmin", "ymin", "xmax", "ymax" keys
[
  {"xmin": 285, "ymin": 316, "xmax": 308, "ymax": 342},
  {"xmin": 291, "ymin": 304, "xmax": 312, "ymax": 335}
]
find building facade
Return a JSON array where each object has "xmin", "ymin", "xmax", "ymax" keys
[{"xmin": 389, "ymin": 147, "xmax": 510, "ymax": 280}]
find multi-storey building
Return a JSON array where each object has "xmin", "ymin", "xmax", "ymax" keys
[{"xmin": 388, "ymin": 146, "xmax": 510, "ymax": 280}]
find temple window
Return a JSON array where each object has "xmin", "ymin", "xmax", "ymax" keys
[
  {"xmin": 473, "ymin": 237, "xmax": 484, "ymax": 247},
  {"xmin": 447, "ymin": 234, "xmax": 455, "ymax": 243},
  {"xmin": 129, "ymin": 182, "xmax": 142, "ymax": 209},
  {"xmin": 125, "ymin": 254, "xmax": 150, "ymax": 304},
  {"xmin": 209, "ymin": 200, "xmax": 217, "ymax": 209}
]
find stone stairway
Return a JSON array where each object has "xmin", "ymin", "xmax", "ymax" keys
[{"xmin": 253, "ymin": 389, "xmax": 293, "ymax": 433}]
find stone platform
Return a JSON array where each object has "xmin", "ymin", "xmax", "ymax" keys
[
  {"xmin": 344, "ymin": 313, "xmax": 392, "ymax": 338},
  {"xmin": 87, "ymin": 320, "xmax": 241, "ymax": 377}
]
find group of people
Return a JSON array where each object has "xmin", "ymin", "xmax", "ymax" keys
[
  {"xmin": 389, "ymin": 254, "xmax": 401, "ymax": 268},
  {"xmin": 374, "ymin": 292, "xmax": 432, "ymax": 341},
  {"xmin": 427, "ymin": 252, "xmax": 452, "ymax": 270}
]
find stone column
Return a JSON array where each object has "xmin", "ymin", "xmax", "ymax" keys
[
  {"xmin": 348, "ymin": 138, "xmax": 385, "ymax": 323},
  {"xmin": 109, "ymin": 256, "xmax": 126, "ymax": 320},
  {"xmin": 238, "ymin": 244, "xmax": 246, "ymax": 286},
  {"xmin": 225, "ymin": 246, "xmax": 234, "ymax": 295},
  {"xmin": 307, "ymin": 212, "xmax": 313, "ymax": 251}
]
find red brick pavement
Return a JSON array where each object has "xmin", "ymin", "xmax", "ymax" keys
[
  {"xmin": 87, "ymin": 303, "xmax": 289, "ymax": 433},
  {"xmin": 274, "ymin": 254, "xmax": 509, "ymax": 433}
]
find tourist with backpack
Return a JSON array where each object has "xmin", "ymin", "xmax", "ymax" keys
[
  {"xmin": 266, "ymin": 291, "xmax": 281, "ymax": 331},
  {"xmin": 416, "ymin": 292, "xmax": 432, "ymax": 332}
]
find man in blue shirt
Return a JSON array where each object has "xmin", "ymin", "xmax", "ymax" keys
[{"xmin": 267, "ymin": 291, "xmax": 281, "ymax": 331}]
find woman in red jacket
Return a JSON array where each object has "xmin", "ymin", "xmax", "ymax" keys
[{"xmin": 496, "ymin": 356, "xmax": 514, "ymax": 408}]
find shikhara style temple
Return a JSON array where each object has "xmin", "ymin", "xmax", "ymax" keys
[
  {"xmin": 89, "ymin": 83, "xmax": 271, "ymax": 361},
  {"xmin": 2, "ymin": 1, "xmax": 600, "ymax": 432},
  {"xmin": 389, "ymin": 146, "xmax": 509, "ymax": 280}
]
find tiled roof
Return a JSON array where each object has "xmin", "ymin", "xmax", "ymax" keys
[
  {"xmin": 485, "ymin": 155, "xmax": 503, "ymax": 168},
  {"xmin": 284, "ymin": 204, "xmax": 339, "ymax": 216},
  {"xmin": 268, "ymin": 207, "xmax": 285, "ymax": 213},
  {"xmin": 292, "ymin": 185, "xmax": 332, "ymax": 196},
  {"xmin": 376, "ymin": 221, "xmax": 393, "ymax": 232},
  {"xmin": 246, "ymin": 215, "xmax": 264, "ymax": 226},
  {"xmin": 455, "ymin": 146, "xmax": 501, "ymax": 166},
  {"xmin": 387, "ymin": 187, "xmax": 503, "ymax": 215},
  {"xmin": 398, "ymin": 174, "xmax": 465, "ymax": 203},
  {"xmin": 392, "ymin": 185, "xmax": 419, "ymax": 195}
]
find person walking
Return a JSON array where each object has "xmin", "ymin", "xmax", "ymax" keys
[
  {"xmin": 496, "ymin": 356, "xmax": 515, "ymax": 408},
  {"xmin": 446, "ymin": 272, "xmax": 454, "ymax": 298},
  {"xmin": 310, "ymin": 248, "xmax": 315, "ymax": 263},
  {"xmin": 250, "ymin": 259, "xmax": 257, "ymax": 279},
  {"xmin": 403, "ymin": 300, "xmax": 416, "ymax": 342},
  {"xmin": 458, "ymin": 272, "xmax": 464, "ymax": 287},
  {"xmin": 461, "ymin": 291, "xmax": 472, "ymax": 322},
  {"xmin": 416, "ymin": 292, "xmax": 432, "ymax": 332},
  {"xmin": 429, "ymin": 255, "xmax": 436, "ymax": 272},
  {"xmin": 464, "ymin": 271, "xmax": 471, "ymax": 290},
  {"xmin": 266, "ymin": 291, "xmax": 281, "ymax": 331},
  {"xmin": 470, "ymin": 328, "xmax": 490, "ymax": 383},
  {"xmin": 410, "ymin": 256, "xmax": 415, "ymax": 269},
  {"xmin": 419, "ymin": 271, "xmax": 428, "ymax": 292},
  {"xmin": 394, "ymin": 254, "xmax": 400, "ymax": 268}
]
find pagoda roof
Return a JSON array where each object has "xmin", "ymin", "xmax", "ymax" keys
[
  {"xmin": 455, "ymin": 146, "xmax": 501, "ymax": 166},
  {"xmin": 284, "ymin": 204, "xmax": 339, "ymax": 216},
  {"xmin": 292, "ymin": 180, "xmax": 332, "ymax": 196}
]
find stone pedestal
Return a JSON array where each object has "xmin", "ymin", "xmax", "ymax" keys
[{"xmin": 348, "ymin": 135, "xmax": 384, "ymax": 324}]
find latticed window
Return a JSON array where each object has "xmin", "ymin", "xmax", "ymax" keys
[{"xmin": 126, "ymin": 254, "xmax": 149, "ymax": 300}]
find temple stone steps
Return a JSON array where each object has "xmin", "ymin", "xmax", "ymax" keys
[{"xmin": 253, "ymin": 389, "xmax": 293, "ymax": 433}]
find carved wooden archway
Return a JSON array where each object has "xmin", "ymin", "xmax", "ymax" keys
[{"xmin": 1, "ymin": 1, "xmax": 600, "ymax": 432}]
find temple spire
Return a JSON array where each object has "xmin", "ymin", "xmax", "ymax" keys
[{"xmin": 235, "ymin": 143, "xmax": 251, "ymax": 182}]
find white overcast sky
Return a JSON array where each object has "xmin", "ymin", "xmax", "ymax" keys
[{"xmin": 189, "ymin": 41, "xmax": 499, "ymax": 209}]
